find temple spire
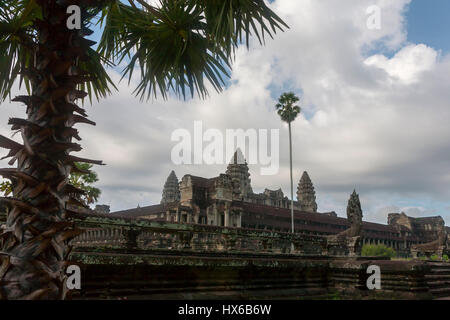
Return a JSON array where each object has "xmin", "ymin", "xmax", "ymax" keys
[
  {"xmin": 296, "ymin": 171, "xmax": 318, "ymax": 213},
  {"xmin": 226, "ymin": 149, "xmax": 253, "ymax": 198},
  {"xmin": 346, "ymin": 189, "xmax": 363, "ymax": 236},
  {"xmin": 230, "ymin": 148, "xmax": 246, "ymax": 165},
  {"xmin": 347, "ymin": 190, "xmax": 363, "ymax": 221},
  {"xmin": 161, "ymin": 170, "xmax": 181, "ymax": 204}
]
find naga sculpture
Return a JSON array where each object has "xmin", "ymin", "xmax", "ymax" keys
[
  {"xmin": 325, "ymin": 190, "xmax": 363, "ymax": 257},
  {"xmin": 411, "ymin": 225, "xmax": 449, "ymax": 259}
]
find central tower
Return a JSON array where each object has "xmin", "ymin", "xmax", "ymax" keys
[
  {"xmin": 161, "ymin": 170, "xmax": 181, "ymax": 204},
  {"xmin": 296, "ymin": 171, "xmax": 318, "ymax": 213},
  {"xmin": 225, "ymin": 149, "xmax": 253, "ymax": 199}
]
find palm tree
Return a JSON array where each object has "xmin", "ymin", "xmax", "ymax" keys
[
  {"xmin": 0, "ymin": 0, "xmax": 287, "ymax": 299},
  {"xmin": 69, "ymin": 163, "xmax": 101, "ymax": 207},
  {"xmin": 275, "ymin": 92, "xmax": 300, "ymax": 246}
]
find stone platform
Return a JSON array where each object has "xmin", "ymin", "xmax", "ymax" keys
[{"xmin": 70, "ymin": 248, "xmax": 446, "ymax": 300}]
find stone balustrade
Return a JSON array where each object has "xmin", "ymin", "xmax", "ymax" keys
[
  {"xmin": 3, "ymin": 211, "xmax": 450, "ymax": 299},
  {"xmin": 72, "ymin": 227, "xmax": 127, "ymax": 247},
  {"xmin": 70, "ymin": 213, "xmax": 328, "ymax": 255}
]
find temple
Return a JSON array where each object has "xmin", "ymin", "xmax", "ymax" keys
[{"xmin": 108, "ymin": 151, "xmax": 449, "ymax": 256}]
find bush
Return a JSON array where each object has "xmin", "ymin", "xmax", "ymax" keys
[
  {"xmin": 418, "ymin": 254, "xmax": 447, "ymax": 261},
  {"xmin": 362, "ymin": 244, "xmax": 396, "ymax": 258}
]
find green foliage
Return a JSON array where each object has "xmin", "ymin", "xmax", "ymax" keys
[
  {"xmin": 0, "ymin": 0, "xmax": 38, "ymax": 100},
  {"xmin": 0, "ymin": 179, "xmax": 12, "ymax": 196},
  {"xmin": 1, "ymin": 1, "xmax": 287, "ymax": 101},
  {"xmin": 443, "ymin": 254, "xmax": 449, "ymax": 262},
  {"xmin": 362, "ymin": 244, "xmax": 397, "ymax": 258},
  {"xmin": 0, "ymin": 0, "xmax": 115, "ymax": 102},
  {"xmin": 96, "ymin": 0, "xmax": 288, "ymax": 100},
  {"xmin": 69, "ymin": 162, "xmax": 101, "ymax": 207},
  {"xmin": 275, "ymin": 92, "xmax": 301, "ymax": 123}
]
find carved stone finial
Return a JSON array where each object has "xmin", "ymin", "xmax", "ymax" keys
[
  {"xmin": 325, "ymin": 189, "xmax": 363, "ymax": 257},
  {"xmin": 296, "ymin": 171, "xmax": 317, "ymax": 213},
  {"xmin": 161, "ymin": 170, "xmax": 180, "ymax": 204},
  {"xmin": 346, "ymin": 189, "xmax": 363, "ymax": 237}
]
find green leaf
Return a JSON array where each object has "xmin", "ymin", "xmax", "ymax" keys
[{"xmin": 98, "ymin": 0, "xmax": 287, "ymax": 100}]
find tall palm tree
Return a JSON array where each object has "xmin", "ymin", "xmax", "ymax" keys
[
  {"xmin": 275, "ymin": 92, "xmax": 300, "ymax": 245},
  {"xmin": 0, "ymin": 0, "xmax": 287, "ymax": 299}
]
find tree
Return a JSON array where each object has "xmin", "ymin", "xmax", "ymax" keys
[
  {"xmin": 275, "ymin": 92, "xmax": 301, "ymax": 244},
  {"xmin": 68, "ymin": 162, "xmax": 101, "ymax": 207},
  {"xmin": 0, "ymin": 0, "xmax": 287, "ymax": 299},
  {"xmin": 362, "ymin": 244, "xmax": 396, "ymax": 258}
]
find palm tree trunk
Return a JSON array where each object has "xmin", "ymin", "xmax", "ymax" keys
[
  {"xmin": 288, "ymin": 122, "xmax": 294, "ymax": 251},
  {"xmin": 0, "ymin": 1, "xmax": 100, "ymax": 300}
]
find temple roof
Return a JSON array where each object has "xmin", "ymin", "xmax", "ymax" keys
[
  {"xmin": 186, "ymin": 175, "xmax": 217, "ymax": 189},
  {"xmin": 106, "ymin": 201, "xmax": 442, "ymax": 242},
  {"xmin": 109, "ymin": 202, "xmax": 192, "ymax": 219},
  {"xmin": 237, "ymin": 202, "xmax": 404, "ymax": 239}
]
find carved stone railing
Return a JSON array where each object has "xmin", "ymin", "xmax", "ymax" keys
[
  {"xmin": 0, "ymin": 210, "xmax": 328, "ymax": 255},
  {"xmin": 70, "ymin": 213, "xmax": 328, "ymax": 255}
]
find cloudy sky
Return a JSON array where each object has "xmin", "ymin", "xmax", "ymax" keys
[{"xmin": 1, "ymin": 0, "xmax": 450, "ymax": 224}]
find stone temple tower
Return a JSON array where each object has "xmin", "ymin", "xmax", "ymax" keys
[
  {"xmin": 296, "ymin": 171, "xmax": 318, "ymax": 213},
  {"xmin": 161, "ymin": 170, "xmax": 181, "ymax": 204},
  {"xmin": 226, "ymin": 149, "xmax": 253, "ymax": 199}
]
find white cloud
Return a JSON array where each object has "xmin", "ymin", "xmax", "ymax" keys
[{"xmin": 365, "ymin": 44, "xmax": 438, "ymax": 84}]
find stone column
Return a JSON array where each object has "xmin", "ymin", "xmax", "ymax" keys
[
  {"xmin": 213, "ymin": 204, "xmax": 218, "ymax": 226},
  {"xmin": 225, "ymin": 209, "xmax": 230, "ymax": 227}
]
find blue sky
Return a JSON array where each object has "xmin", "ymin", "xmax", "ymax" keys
[{"xmin": 406, "ymin": 0, "xmax": 450, "ymax": 54}]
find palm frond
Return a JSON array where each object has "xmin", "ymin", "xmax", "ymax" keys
[
  {"xmin": 98, "ymin": 0, "xmax": 287, "ymax": 100},
  {"xmin": 78, "ymin": 47, "xmax": 117, "ymax": 104},
  {"xmin": 99, "ymin": 0, "xmax": 230, "ymax": 100},
  {"xmin": 0, "ymin": 0, "xmax": 40, "ymax": 102},
  {"xmin": 198, "ymin": 0, "xmax": 289, "ymax": 55}
]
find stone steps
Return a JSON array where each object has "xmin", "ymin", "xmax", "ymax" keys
[
  {"xmin": 427, "ymin": 280, "xmax": 450, "ymax": 287},
  {"xmin": 428, "ymin": 268, "xmax": 450, "ymax": 273},
  {"xmin": 425, "ymin": 274, "xmax": 450, "ymax": 280},
  {"xmin": 76, "ymin": 281, "xmax": 330, "ymax": 299},
  {"xmin": 430, "ymin": 287, "xmax": 450, "ymax": 297},
  {"xmin": 425, "ymin": 263, "xmax": 450, "ymax": 299}
]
